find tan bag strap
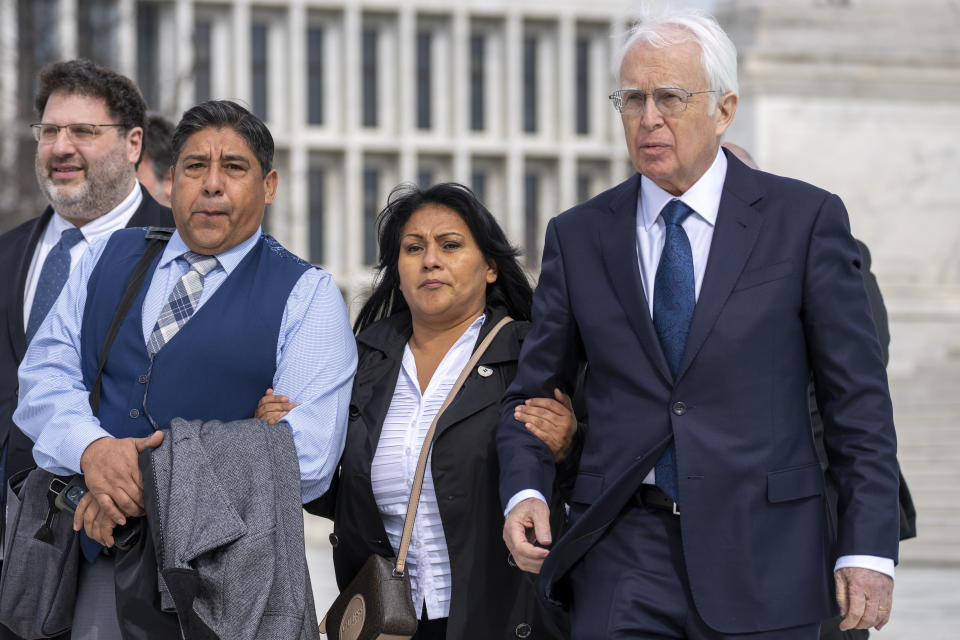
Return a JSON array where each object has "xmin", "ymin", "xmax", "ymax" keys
[{"xmin": 394, "ymin": 315, "xmax": 513, "ymax": 575}]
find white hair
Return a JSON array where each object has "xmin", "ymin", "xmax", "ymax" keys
[{"xmin": 616, "ymin": 4, "xmax": 739, "ymax": 110}]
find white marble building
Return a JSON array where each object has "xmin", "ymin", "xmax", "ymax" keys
[{"xmin": 719, "ymin": 0, "xmax": 960, "ymax": 379}]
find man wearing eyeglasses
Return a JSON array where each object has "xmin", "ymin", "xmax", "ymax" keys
[
  {"xmin": 0, "ymin": 58, "xmax": 171, "ymax": 640},
  {"xmin": 499, "ymin": 6, "xmax": 899, "ymax": 640}
]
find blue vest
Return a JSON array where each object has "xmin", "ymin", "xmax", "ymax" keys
[
  {"xmin": 77, "ymin": 229, "xmax": 311, "ymax": 561},
  {"xmin": 80, "ymin": 228, "xmax": 312, "ymax": 438}
]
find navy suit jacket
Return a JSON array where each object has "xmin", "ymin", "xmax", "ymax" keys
[
  {"xmin": 0, "ymin": 187, "xmax": 172, "ymax": 488},
  {"xmin": 497, "ymin": 150, "xmax": 900, "ymax": 633}
]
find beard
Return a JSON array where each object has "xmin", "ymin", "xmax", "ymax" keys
[{"xmin": 35, "ymin": 141, "xmax": 136, "ymax": 222}]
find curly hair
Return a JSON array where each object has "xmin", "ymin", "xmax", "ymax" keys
[{"xmin": 34, "ymin": 58, "xmax": 146, "ymax": 133}]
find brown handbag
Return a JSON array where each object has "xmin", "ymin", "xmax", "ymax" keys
[{"xmin": 320, "ymin": 316, "xmax": 514, "ymax": 640}]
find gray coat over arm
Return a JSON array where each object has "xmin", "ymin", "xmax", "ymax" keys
[{"xmin": 142, "ymin": 417, "xmax": 320, "ymax": 640}]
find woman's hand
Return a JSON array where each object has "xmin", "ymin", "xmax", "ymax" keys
[
  {"xmin": 514, "ymin": 388, "xmax": 576, "ymax": 462},
  {"xmin": 256, "ymin": 388, "xmax": 296, "ymax": 425}
]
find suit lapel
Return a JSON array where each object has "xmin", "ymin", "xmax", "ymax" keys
[
  {"xmin": 676, "ymin": 156, "xmax": 764, "ymax": 381},
  {"xmin": 10, "ymin": 208, "xmax": 53, "ymax": 361},
  {"xmin": 598, "ymin": 175, "xmax": 673, "ymax": 383}
]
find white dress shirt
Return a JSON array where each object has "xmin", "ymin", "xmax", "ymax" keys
[
  {"xmin": 371, "ymin": 314, "xmax": 485, "ymax": 620},
  {"xmin": 23, "ymin": 182, "xmax": 143, "ymax": 326},
  {"xmin": 506, "ymin": 147, "xmax": 894, "ymax": 579}
]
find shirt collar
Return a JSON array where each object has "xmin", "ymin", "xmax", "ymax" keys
[
  {"xmin": 159, "ymin": 227, "xmax": 263, "ymax": 275},
  {"xmin": 638, "ymin": 147, "xmax": 727, "ymax": 230},
  {"xmin": 50, "ymin": 182, "xmax": 142, "ymax": 241}
]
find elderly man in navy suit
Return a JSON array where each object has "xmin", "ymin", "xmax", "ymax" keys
[{"xmin": 499, "ymin": 6, "xmax": 899, "ymax": 639}]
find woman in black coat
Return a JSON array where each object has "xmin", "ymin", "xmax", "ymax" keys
[{"xmin": 258, "ymin": 183, "xmax": 573, "ymax": 639}]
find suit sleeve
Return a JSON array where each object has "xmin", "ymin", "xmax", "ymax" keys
[
  {"xmin": 802, "ymin": 194, "xmax": 900, "ymax": 562},
  {"xmin": 497, "ymin": 217, "xmax": 584, "ymax": 509}
]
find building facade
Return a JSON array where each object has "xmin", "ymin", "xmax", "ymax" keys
[{"xmin": 1, "ymin": 0, "xmax": 641, "ymax": 310}]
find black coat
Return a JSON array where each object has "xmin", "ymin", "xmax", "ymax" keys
[
  {"xmin": 309, "ymin": 308, "xmax": 568, "ymax": 640},
  {"xmin": 0, "ymin": 188, "xmax": 173, "ymax": 489}
]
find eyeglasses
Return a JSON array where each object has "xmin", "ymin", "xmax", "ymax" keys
[
  {"xmin": 608, "ymin": 88, "xmax": 720, "ymax": 117},
  {"xmin": 30, "ymin": 123, "xmax": 125, "ymax": 144}
]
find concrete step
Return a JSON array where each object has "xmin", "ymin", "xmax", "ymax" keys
[{"xmin": 885, "ymin": 353, "xmax": 960, "ymax": 564}]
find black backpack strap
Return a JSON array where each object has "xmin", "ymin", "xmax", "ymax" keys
[{"xmin": 88, "ymin": 227, "xmax": 174, "ymax": 414}]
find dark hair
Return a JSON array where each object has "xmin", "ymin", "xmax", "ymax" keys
[
  {"xmin": 34, "ymin": 59, "xmax": 146, "ymax": 133},
  {"xmin": 354, "ymin": 183, "xmax": 533, "ymax": 334},
  {"xmin": 171, "ymin": 100, "xmax": 273, "ymax": 176},
  {"xmin": 143, "ymin": 113, "xmax": 175, "ymax": 181}
]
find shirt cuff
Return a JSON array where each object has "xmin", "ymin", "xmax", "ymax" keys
[
  {"xmin": 57, "ymin": 421, "xmax": 114, "ymax": 475},
  {"xmin": 834, "ymin": 555, "xmax": 895, "ymax": 580},
  {"xmin": 504, "ymin": 489, "xmax": 548, "ymax": 518}
]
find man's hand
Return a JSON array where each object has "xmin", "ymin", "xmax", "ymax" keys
[
  {"xmin": 514, "ymin": 389, "xmax": 576, "ymax": 462},
  {"xmin": 503, "ymin": 497, "xmax": 552, "ymax": 573},
  {"xmin": 73, "ymin": 492, "xmax": 116, "ymax": 547},
  {"xmin": 78, "ymin": 432, "xmax": 164, "ymax": 528},
  {"xmin": 255, "ymin": 388, "xmax": 296, "ymax": 425},
  {"xmin": 835, "ymin": 567, "xmax": 894, "ymax": 631}
]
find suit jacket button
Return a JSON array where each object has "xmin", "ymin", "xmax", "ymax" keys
[
  {"xmin": 672, "ymin": 402, "xmax": 686, "ymax": 416},
  {"xmin": 138, "ymin": 374, "xmax": 149, "ymax": 384},
  {"xmin": 348, "ymin": 405, "xmax": 360, "ymax": 420},
  {"xmin": 515, "ymin": 623, "xmax": 532, "ymax": 638},
  {"xmin": 329, "ymin": 533, "xmax": 339, "ymax": 548},
  {"xmin": 129, "ymin": 409, "xmax": 140, "ymax": 418}
]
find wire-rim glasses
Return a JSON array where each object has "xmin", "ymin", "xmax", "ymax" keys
[
  {"xmin": 31, "ymin": 123, "xmax": 125, "ymax": 144},
  {"xmin": 608, "ymin": 88, "xmax": 720, "ymax": 116}
]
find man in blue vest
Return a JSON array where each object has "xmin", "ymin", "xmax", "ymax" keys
[{"xmin": 14, "ymin": 100, "xmax": 357, "ymax": 638}]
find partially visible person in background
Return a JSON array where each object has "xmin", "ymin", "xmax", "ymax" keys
[
  {"xmin": 0, "ymin": 58, "xmax": 172, "ymax": 640},
  {"xmin": 258, "ymin": 183, "xmax": 573, "ymax": 640},
  {"xmin": 136, "ymin": 112, "xmax": 175, "ymax": 207},
  {"xmin": 723, "ymin": 141, "xmax": 917, "ymax": 640}
]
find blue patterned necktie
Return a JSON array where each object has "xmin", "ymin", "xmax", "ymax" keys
[
  {"xmin": 652, "ymin": 199, "xmax": 696, "ymax": 504},
  {"xmin": 25, "ymin": 227, "xmax": 85, "ymax": 344},
  {"xmin": 146, "ymin": 252, "xmax": 219, "ymax": 355}
]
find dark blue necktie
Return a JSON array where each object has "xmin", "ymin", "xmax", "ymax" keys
[
  {"xmin": 25, "ymin": 227, "xmax": 85, "ymax": 344},
  {"xmin": 652, "ymin": 199, "xmax": 695, "ymax": 504}
]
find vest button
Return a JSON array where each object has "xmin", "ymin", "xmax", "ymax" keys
[
  {"xmin": 138, "ymin": 375, "xmax": 149, "ymax": 384},
  {"xmin": 672, "ymin": 401, "xmax": 687, "ymax": 416},
  {"xmin": 129, "ymin": 409, "xmax": 140, "ymax": 419},
  {"xmin": 328, "ymin": 533, "xmax": 340, "ymax": 548},
  {"xmin": 515, "ymin": 623, "xmax": 532, "ymax": 638}
]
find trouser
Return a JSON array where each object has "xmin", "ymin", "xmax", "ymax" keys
[
  {"xmin": 567, "ymin": 500, "xmax": 820, "ymax": 640},
  {"xmin": 72, "ymin": 555, "xmax": 124, "ymax": 640},
  {"xmin": 819, "ymin": 616, "xmax": 869, "ymax": 640},
  {"xmin": 413, "ymin": 603, "xmax": 448, "ymax": 640}
]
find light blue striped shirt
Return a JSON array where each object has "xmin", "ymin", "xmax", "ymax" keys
[{"xmin": 14, "ymin": 227, "xmax": 357, "ymax": 502}]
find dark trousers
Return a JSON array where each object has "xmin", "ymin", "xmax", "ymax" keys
[
  {"xmin": 567, "ymin": 502, "xmax": 820, "ymax": 639},
  {"xmin": 413, "ymin": 604, "xmax": 448, "ymax": 640},
  {"xmin": 820, "ymin": 616, "xmax": 869, "ymax": 640}
]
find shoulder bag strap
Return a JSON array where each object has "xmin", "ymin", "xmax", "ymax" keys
[
  {"xmin": 88, "ymin": 227, "xmax": 174, "ymax": 414},
  {"xmin": 394, "ymin": 315, "xmax": 513, "ymax": 575}
]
